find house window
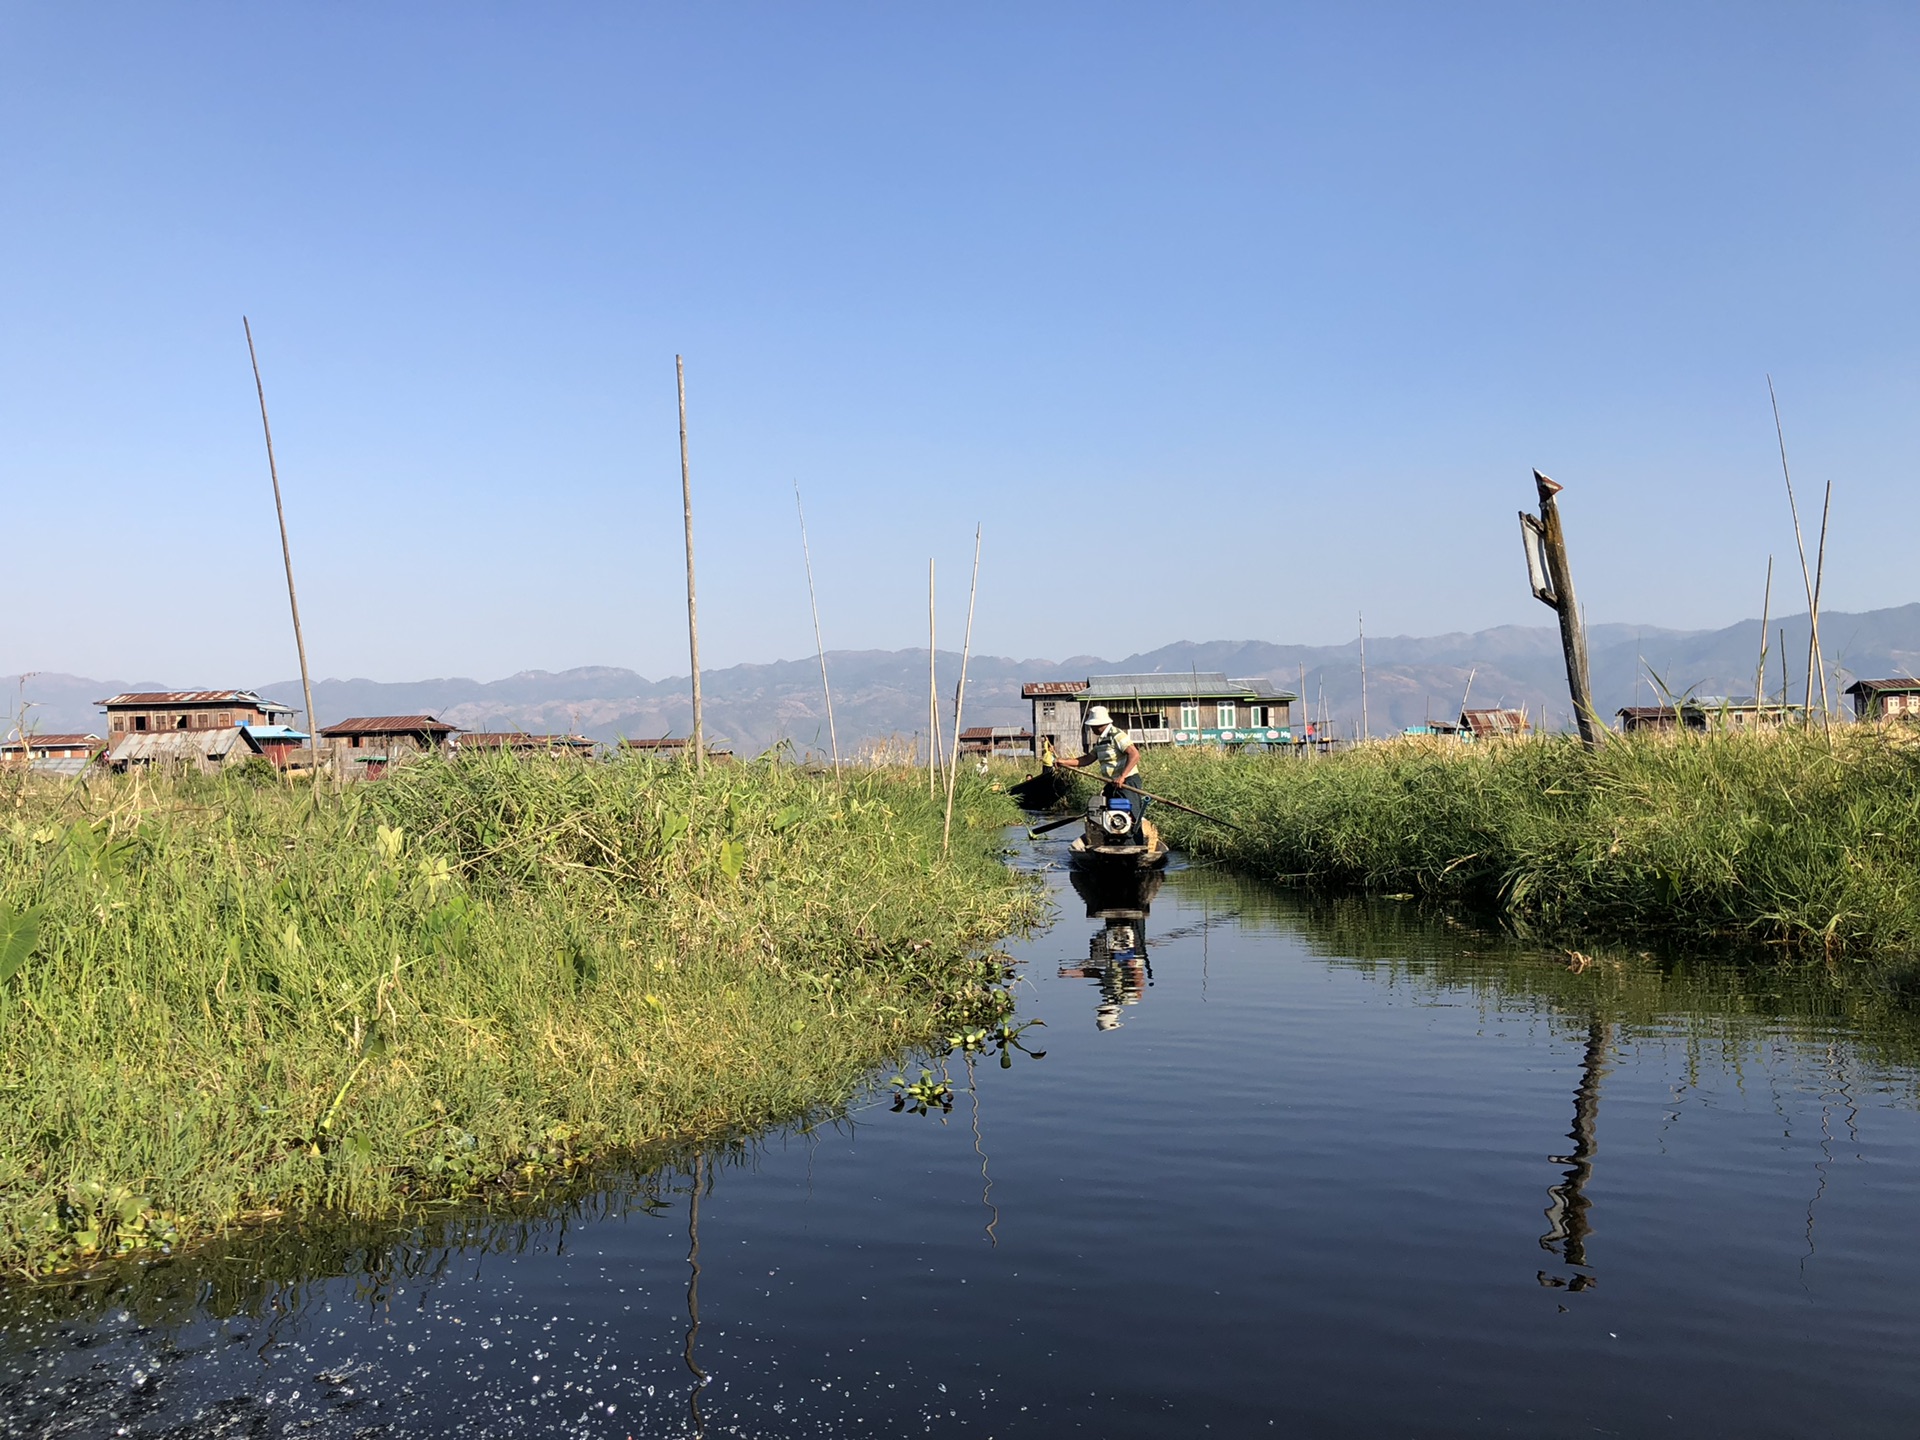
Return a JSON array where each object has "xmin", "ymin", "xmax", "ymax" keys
[
  {"xmin": 1180, "ymin": 704, "xmax": 1199, "ymax": 730},
  {"xmin": 353, "ymin": 736, "xmax": 363, "ymax": 748},
  {"xmin": 134, "ymin": 715, "xmax": 148, "ymax": 731},
  {"xmin": 1248, "ymin": 705, "xmax": 1266, "ymax": 728},
  {"xmin": 112, "ymin": 719, "xmax": 124, "ymax": 733},
  {"xmin": 1216, "ymin": 703, "xmax": 1236, "ymax": 729}
]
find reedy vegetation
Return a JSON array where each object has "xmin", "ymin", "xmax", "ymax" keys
[
  {"xmin": 1145, "ymin": 727, "xmax": 1920, "ymax": 958},
  {"xmin": 0, "ymin": 756, "xmax": 1038, "ymax": 1275}
]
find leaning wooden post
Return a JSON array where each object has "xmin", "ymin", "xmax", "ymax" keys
[
  {"xmin": 1519, "ymin": 470, "xmax": 1601, "ymax": 747},
  {"xmin": 244, "ymin": 318, "xmax": 319, "ymax": 769},
  {"xmin": 676, "ymin": 356, "xmax": 705, "ymax": 772}
]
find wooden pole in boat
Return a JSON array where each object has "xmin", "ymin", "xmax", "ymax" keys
[
  {"xmin": 676, "ymin": 356, "xmax": 705, "ymax": 772},
  {"xmin": 941, "ymin": 526, "xmax": 981, "ymax": 856},
  {"xmin": 243, "ymin": 318, "xmax": 319, "ymax": 766},
  {"xmin": 794, "ymin": 481, "xmax": 840, "ymax": 776},
  {"xmin": 1518, "ymin": 470, "xmax": 1601, "ymax": 747}
]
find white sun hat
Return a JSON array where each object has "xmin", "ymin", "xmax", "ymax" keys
[{"xmin": 1084, "ymin": 705, "xmax": 1113, "ymax": 727}]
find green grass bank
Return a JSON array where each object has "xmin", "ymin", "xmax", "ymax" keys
[
  {"xmin": 1143, "ymin": 728, "xmax": 1920, "ymax": 959},
  {"xmin": 0, "ymin": 757, "xmax": 1038, "ymax": 1276}
]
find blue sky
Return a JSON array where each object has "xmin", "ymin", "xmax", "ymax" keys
[{"xmin": 3, "ymin": 3, "xmax": 1915, "ymax": 684}]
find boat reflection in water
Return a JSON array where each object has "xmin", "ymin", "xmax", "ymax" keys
[{"xmin": 1060, "ymin": 868, "xmax": 1165, "ymax": 1030}]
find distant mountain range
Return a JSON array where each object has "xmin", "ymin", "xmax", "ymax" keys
[{"xmin": 11, "ymin": 602, "xmax": 1919, "ymax": 755}]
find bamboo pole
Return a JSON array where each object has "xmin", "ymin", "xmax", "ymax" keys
[
  {"xmin": 928, "ymin": 559, "xmax": 938, "ymax": 797},
  {"xmin": 1358, "ymin": 612, "xmax": 1369, "ymax": 741},
  {"xmin": 676, "ymin": 356, "xmax": 704, "ymax": 772},
  {"xmin": 941, "ymin": 526, "xmax": 981, "ymax": 856},
  {"xmin": 1753, "ymin": 556, "xmax": 1773, "ymax": 716},
  {"xmin": 793, "ymin": 482, "xmax": 839, "ymax": 775},
  {"xmin": 1809, "ymin": 480, "xmax": 1833, "ymax": 724},
  {"xmin": 1767, "ymin": 376, "xmax": 1820, "ymax": 723},
  {"xmin": 243, "ymin": 318, "xmax": 318, "ymax": 764}
]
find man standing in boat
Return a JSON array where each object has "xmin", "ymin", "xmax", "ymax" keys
[{"xmin": 1053, "ymin": 705, "xmax": 1144, "ymax": 813}]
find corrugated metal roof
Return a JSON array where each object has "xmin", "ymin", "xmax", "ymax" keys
[
  {"xmin": 0, "ymin": 733, "xmax": 101, "ymax": 752},
  {"xmin": 97, "ymin": 690, "xmax": 293, "ymax": 711},
  {"xmin": 1021, "ymin": 681, "xmax": 1090, "ymax": 698},
  {"xmin": 459, "ymin": 732, "xmax": 595, "ymax": 749},
  {"xmin": 1846, "ymin": 678, "xmax": 1920, "ymax": 695},
  {"xmin": 1461, "ymin": 708, "xmax": 1531, "ymax": 737},
  {"xmin": 1083, "ymin": 673, "xmax": 1297, "ymax": 701},
  {"xmin": 318, "ymin": 715, "xmax": 458, "ymax": 736},
  {"xmin": 242, "ymin": 725, "xmax": 311, "ymax": 742},
  {"xmin": 27, "ymin": 757, "xmax": 93, "ymax": 778},
  {"xmin": 106, "ymin": 729, "xmax": 260, "ymax": 764},
  {"xmin": 959, "ymin": 726, "xmax": 1033, "ymax": 740}
]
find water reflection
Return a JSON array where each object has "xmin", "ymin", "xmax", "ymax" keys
[
  {"xmin": 1061, "ymin": 869, "xmax": 1164, "ymax": 1030},
  {"xmin": 1538, "ymin": 1017, "xmax": 1611, "ymax": 1292},
  {"xmin": 684, "ymin": 1152, "xmax": 708, "ymax": 1437}
]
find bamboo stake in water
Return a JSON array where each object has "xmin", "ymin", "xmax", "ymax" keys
[
  {"xmin": 676, "ymin": 356, "xmax": 704, "ymax": 772},
  {"xmin": 243, "ymin": 318, "xmax": 318, "ymax": 765},
  {"xmin": 793, "ymin": 482, "xmax": 840, "ymax": 775},
  {"xmin": 942, "ymin": 526, "xmax": 981, "ymax": 856},
  {"xmin": 1753, "ymin": 556, "xmax": 1773, "ymax": 717},
  {"xmin": 928, "ymin": 559, "xmax": 938, "ymax": 797}
]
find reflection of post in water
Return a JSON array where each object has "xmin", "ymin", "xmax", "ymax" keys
[
  {"xmin": 966, "ymin": 1055, "xmax": 1000, "ymax": 1247},
  {"xmin": 684, "ymin": 1151, "xmax": 708, "ymax": 1436},
  {"xmin": 1062, "ymin": 869, "xmax": 1161, "ymax": 1031},
  {"xmin": 1538, "ymin": 1017, "xmax": 1612, "ymax": 1292}
]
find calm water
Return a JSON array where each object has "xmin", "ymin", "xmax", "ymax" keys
[{"xmin": 8, "ymin": 840, "xmax": 1920, "ymax": 1438}]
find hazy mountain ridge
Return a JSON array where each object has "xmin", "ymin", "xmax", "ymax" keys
[{"xmin": 10, "ymin": 603, "xmax": 1918, "ymax": 754}]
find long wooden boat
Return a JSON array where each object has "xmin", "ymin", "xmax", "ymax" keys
[{"xmin": 1067, "ymin": 793, "xmax": 1170, "ymax": 872}]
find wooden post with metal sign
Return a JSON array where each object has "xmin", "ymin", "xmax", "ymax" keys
[{"xmin": 1518, "ymin": 470, "xmax": 1602, "ymax": 747}]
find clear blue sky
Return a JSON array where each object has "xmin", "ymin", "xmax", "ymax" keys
[{"xmin": 4, "ymin": 3, "xmax": 1915, "ymax": 684}]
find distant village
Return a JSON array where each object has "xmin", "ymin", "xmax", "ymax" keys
[{"xmin": 6, "ymin": 670, "xmax": 1918, "ymax": 778}]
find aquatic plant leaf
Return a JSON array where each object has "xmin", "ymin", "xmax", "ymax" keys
[
  {"xmin": 375, "ymin": 825, "xmax": 405, "ymax": 862},
  {"xmin": 0, "ymin": 903, "xmax": 42, "ymax": 983},
  {"xmin": 660, "ymin": 812, "xmax": 691, "ymax": 848},
  {"xmin": 718, "ymin": 840, "xmax": 745, "ymax": 880},
  {"xmin": 770, "ymin": 805, "xmax": 805, "ymax": 833}
]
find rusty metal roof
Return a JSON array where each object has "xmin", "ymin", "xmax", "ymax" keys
[
  {"xmin": 318, "ymin": 715, "xmax": 458, "ymax": 737},
  {"xmin": 459, "ymin": 732, "xmax": 595, "ymax": 749},
  {"xmin": 1846, "ymin": 677, "xmax": 1920, "ymax": 695},
  {"xmin": 96, "ymin": 690, "xmax": 293, "ymax": 711},
  {"xmin": 1021, "ymin": 682, "xmax": 1090, "ymax": 698},
  {"xmin": 0, "ymin": 733, "xmax": 102, "ymax": 751},
  {"xmin": 1461, "ymin": 708, "xmax": 1531, "ymax": 737}
]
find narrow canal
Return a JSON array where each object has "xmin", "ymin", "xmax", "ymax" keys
[{"xmin": 8, "ymin": 839, "xmax": 1920, "ymax": 1437}]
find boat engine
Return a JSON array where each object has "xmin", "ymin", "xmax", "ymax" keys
[{"xmin": 1096, "ymin": 798, "xmax": 1134, "ymax": 837}]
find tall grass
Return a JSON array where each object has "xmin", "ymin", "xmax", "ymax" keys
[
  {"xmin": 1146, "ymin": 727, "xmax": 1920, "ymax": 959},
  {"xmin": 0, "ymin": 755, "xmax": 1038, "ymax": 1275}
]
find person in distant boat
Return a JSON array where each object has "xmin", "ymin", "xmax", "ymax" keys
[{"xmin": 1053, "ymin": 705, "xmax": 1143, "ymax": 811}]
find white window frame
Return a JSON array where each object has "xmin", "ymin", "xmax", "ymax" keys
[
  {"xmin": 1216, "ymin": 702, "xmax": 1236, "ymax": 729},
  {"xmin": 1180, "ymin": 703, "xmax": 1200, "ymax": 730}
]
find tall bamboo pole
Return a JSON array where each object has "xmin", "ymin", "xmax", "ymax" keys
[
  {"xmin": 676, "ymin": 356, "xmax": 704, "ymax": 771},
  {"xmin": 243, "ymin": 318, "xmax": 318, "ymax": 759},
  {"xmin": 793, "ymin": 482, "xmax": 840, "ymax": 775},
  {"xmin": 1809, "ymin": 480, "xmax": 1833, "ymax": 723},
  {"xmin": 1358, "ymin": 612, "xmax": 1369, "ymax": 741},
  {"xmin": 928, "ymin": 559, "xmax": 944, "ymax": 794},
  {"xmin": 941, "ymin": 527, "xmax": 981, "ymax": 856},
  {"xmin": 1767, "ymin": 376, "xmax": 1821, "ymax": 722},
  {"xmin": 1753, "ymin": 557, "xmax": 1773, "ymax": 716}
]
